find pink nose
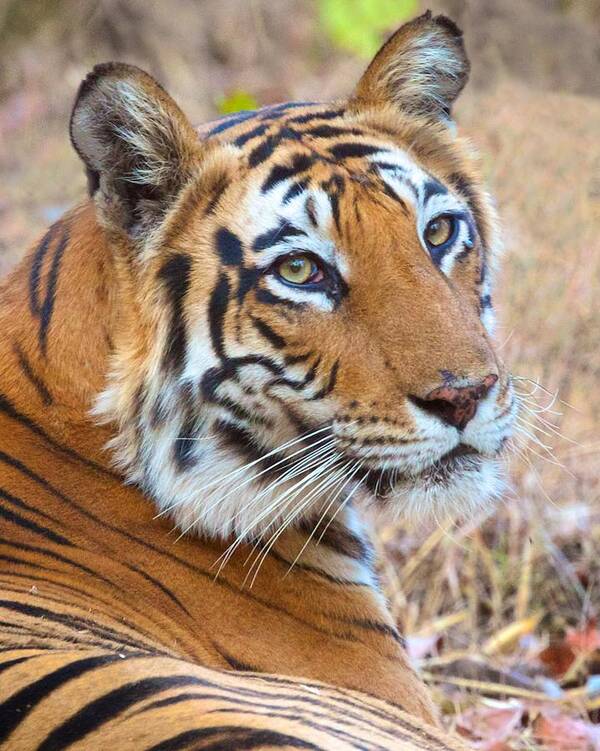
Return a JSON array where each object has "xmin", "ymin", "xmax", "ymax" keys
[{"xmin": 411, "ymin": 374, "xmax": 498, "ymax": 430}]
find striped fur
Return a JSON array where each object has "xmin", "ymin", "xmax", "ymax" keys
[{"xmin": 0, "ymin": 12, "xmax": 514, "ymax": 750}]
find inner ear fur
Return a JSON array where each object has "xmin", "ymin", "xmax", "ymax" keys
[
  {"xmin": 353, "ymin": 11, "xmax": 470, "ymax": 121},
  {"xmin": 70, "ymin": 62, "xmax": 201, "ymax": 238}
]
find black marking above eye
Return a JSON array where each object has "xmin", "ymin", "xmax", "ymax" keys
[
  {"xmin": 283, "ymin": 179, "xmax": 309, "ymax": 204},
  {"xmin": 422, "ymin": 179, "xmax": 448, "ymax": 203},
  {"xmin": 252, "ymin": 222, "xmax": 307, "ymax": 252},
  {"xmin": 215, "ymin": 228, "xmax": 243, "ymax": 266}
]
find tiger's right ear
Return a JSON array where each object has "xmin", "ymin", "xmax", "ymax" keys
[{"xmin": 70, "ymin": 63, "xmax": 201, "ymax": 239}]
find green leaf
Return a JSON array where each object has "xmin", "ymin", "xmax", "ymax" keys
[
  {"xmin": 217, "ymin": 89, "xmax": 259, "ymax": 116},
  {"xmin": 318, "ymin": 0, "xmax": 419, "ymax": 58}
]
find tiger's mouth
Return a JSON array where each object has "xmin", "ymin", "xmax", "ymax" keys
[{"xmin": 362, "ymin": 444, "xmax": 484, "ymax": 499}]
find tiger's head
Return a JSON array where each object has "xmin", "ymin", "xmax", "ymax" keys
[{"xmin": 71, "ymin": 12, "xmax": 516, "ymax": 541}]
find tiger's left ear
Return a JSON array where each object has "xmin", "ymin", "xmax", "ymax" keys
[
  {"xmin": 353, "ymin": 11, "xmax": 470, "ymax": 122},
  {"xmin": 70, "ymin": 62, "xmax": 202, "ymax": 240}
]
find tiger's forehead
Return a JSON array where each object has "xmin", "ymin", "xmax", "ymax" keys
[
  {"xmin": 199, "ymin": 104, "xmax": 467, "ymax": 245},
  {"xmin": 195, "ymin": 101, "xmax": 493, "ymax": 260}
]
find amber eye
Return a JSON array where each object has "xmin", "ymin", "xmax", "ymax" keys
[
  {"xmin": 275, "ymin": 255, "xmax": 322, "ymax": 286},
  {"xmin": 424, "ymin": 215, "xmax": 457, "ymax": 249}
]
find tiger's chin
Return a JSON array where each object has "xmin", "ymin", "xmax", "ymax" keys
[{"xmin": 364, "ymin": 452, "xmax": 507, "ymax": 524}]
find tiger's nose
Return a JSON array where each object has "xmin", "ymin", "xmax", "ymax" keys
[{"xmin": 410, "ymin": 374, "xmax": 498, "ymax": 430}]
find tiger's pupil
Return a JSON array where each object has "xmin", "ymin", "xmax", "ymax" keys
[
  {"xmin": 278, "ymin": 257, "xmax": 314, "ymax": 285},
  {"xmin": 425, "ymin": 216, "xmax": 454, "ymax": 247}
]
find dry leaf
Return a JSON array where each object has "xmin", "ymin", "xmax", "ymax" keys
[
  {"xmin": 533, "ymin": 712, "xmax": 600, "ymax": 751},
  {"xmin": 566, "ymin": 620, "xmax": 600, "ymax": 654},
  {"xmin": 539, "ymin": 642, "xmax": 577, "ymax": 678},
  {"xmin": 456, "ymin": 701, "xmax": 524, "ymax": 747}
]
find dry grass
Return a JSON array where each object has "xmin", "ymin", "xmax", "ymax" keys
[
  {"xmin": 377, "ymin": 85, "xmax": 600, "ymax": 747},
  {"xmin": 1, "ymin": 2, "xmax": 599, "ymax": 748}
]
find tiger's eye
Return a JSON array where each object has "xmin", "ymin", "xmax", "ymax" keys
[
  {"xmin": 277, "ymin": 256, "xmax": 316, "ymax": 285},
  {"xmin": 424, "ymin": 216, "xmax": 455, "ymax": 248}
]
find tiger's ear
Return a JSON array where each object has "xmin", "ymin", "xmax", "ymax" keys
[
  {"xmin": 70, "ymin": 62, "xmax": 201, "ymax": 239},
  {"xmin": 353, "ymin": 11, "xmax": 470, "ymax": 121}
]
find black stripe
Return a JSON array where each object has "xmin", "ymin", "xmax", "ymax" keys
[
  {"xmin": 0, "ymin": 499, "xmax": 71, "ymax": 547},
  {"xmin": 0, "ymin": 393, "xmax": 121, "ymax": 480},
  {"xmin": 422, "ymin": 179, "xmax": 447, "ymax": 203},
  {"xmin": 448, "ymin": 171, "xmax": 488, "ymax": 248},
  {"xmin": 306, "ymin": 124, "xmax": 365, "ymax": 139},
  {"xmin": 261, "ymin": 101, "xmax": 316, "ymax": 117},
  {"xmin": 237, "ymin": 265, "xmax": 261, "ymax": 304},
  {"xmin": 128, "ymin": 566, "xmax": 193, "ymax": 619},
  {"xmin": 215, "ymin": 228, "xmax": 243, "ymax": 266},
  {"xmin": 267, "ymin": 548, "xmax": 369, "ymax": 587},
  {"xmin": 0, "ymin": 599, "xmax": 153, "ymax": 653},
  {"xmin": 0, "ymin": 538, "xmax": 121, "ymax": 595},
  {"xmin": 284, "ymin": 351, "xmax": 313, "ymax": 366},
  {"xmin": 208, "ymin": 273, "xmax": 230, "ymax": 361},
  {"xmin": 250, "ymin": 317, "xmax": 286, "ymax": 349},
  {"xmin": 0, "ymin": 654, "xmax": 36, "ymax": 676},
  {"xmin": 309, "ymin": 360, "xmax": 339, "ymax": 400},
  {"xmin": 29, "ymin": 223, "xmax": 60, "ymax": 317},
  {"xmin": 0, "ymin": 487, "xmax": 70, "ymax": 542},
  {"xmin": 146, "ymin": 727, "xmax": 318, "ymax": 751},
  {"xmin": 268, "ymin": 356, "xmax": 321, "ymax": 392},
  {"xmin": 247, "ymin": 134, "xmax": 279, "ymax": 168},
  {"xmin": 38, "ymin": 226, "xmax": 69, "ymax": 356},
  {"xmin": 328, "ymin": 142, "xmax": 382, "ymax": 160},
  {"xmin": 255, "ymin": 288, "xmax": 306, "ymax": 310},
  {"xmin": 234, "ymin": 123, "xmax": 269, "ymax": 147},
  {"xmin": 262, "ymin": 154, "xmax": 314, "ymax": 194},
  {"xmin": 284, "ymin": 108, "xmax": 344, "ymax": 125},
  {"xmin": 0, "ymin": 653, "xmax": 137, "ymax": 745},
  {"xmin": 173, "ymin": 411, "xmax": 199, "ymax": 471},
  {"xmin": 328, "ymin": 616, "xmax": 404, "ymax": 646},
  {"xmin": 206, "ymin": 110, "xmax": 258, "ymax": 137},
  {"xmin": 12, "ymin": 343, "xmax": 53, "ymax": 405},
  {"xmin": 201, "ymin": 708, "xmax": 376, "ymax": 751},
  {"xmin": 253, "ymin": 222, "xmax": 307, "ymax": 252},
  {"xmin": 158, "ymin": 253, "xmax": 192, "ymax": 373},
  {"xmin": 204, "ymin": 173, "xmax": 230, "ymax": 215},
  {"xmin": 305, "ymin": 196, "xmax": 318, "ymax": 228},
  {"xmin": 0, "ymin": 569, "xmax": 140, "ymax": 634},
  {"xmin": 211, "ymin": 642, "xmax": 257, "ymax": 672},
  {"xmin": 380, "ymin": 181, "xmax": 409, "ymax": 215},
  {"xmin": 297, "ymin": 518, "xmax": 371, "ymax": 561},
  {"xmin": 283, "ymin": 179, "xmax": 308, "ymax": 204},
  {"xmin": 38, "ymin": 675, "xmax": 204, "ymax": 751}
]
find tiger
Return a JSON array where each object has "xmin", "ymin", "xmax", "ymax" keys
[{"xmin": 0, "ymin": 10, "xmax": 517, "ymax": 750}]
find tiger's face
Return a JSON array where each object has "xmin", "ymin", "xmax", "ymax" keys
[{"xmin": 72, "ymin": 13, "xmax": 516, "ymax": 541}]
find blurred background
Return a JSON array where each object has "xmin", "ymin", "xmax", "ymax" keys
[{"xmin": 1, "ymin": 1, "xmax": 599, "ymax": 747}]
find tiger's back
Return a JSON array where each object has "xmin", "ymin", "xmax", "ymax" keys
[{"xmin": 0, "ymin": 11, "xmax": 516, "ymax": 750}]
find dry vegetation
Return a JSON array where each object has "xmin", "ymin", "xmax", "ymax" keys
[{"xmin": 1, "ymin": 1, "xmax": 599, "ymax": 748}]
